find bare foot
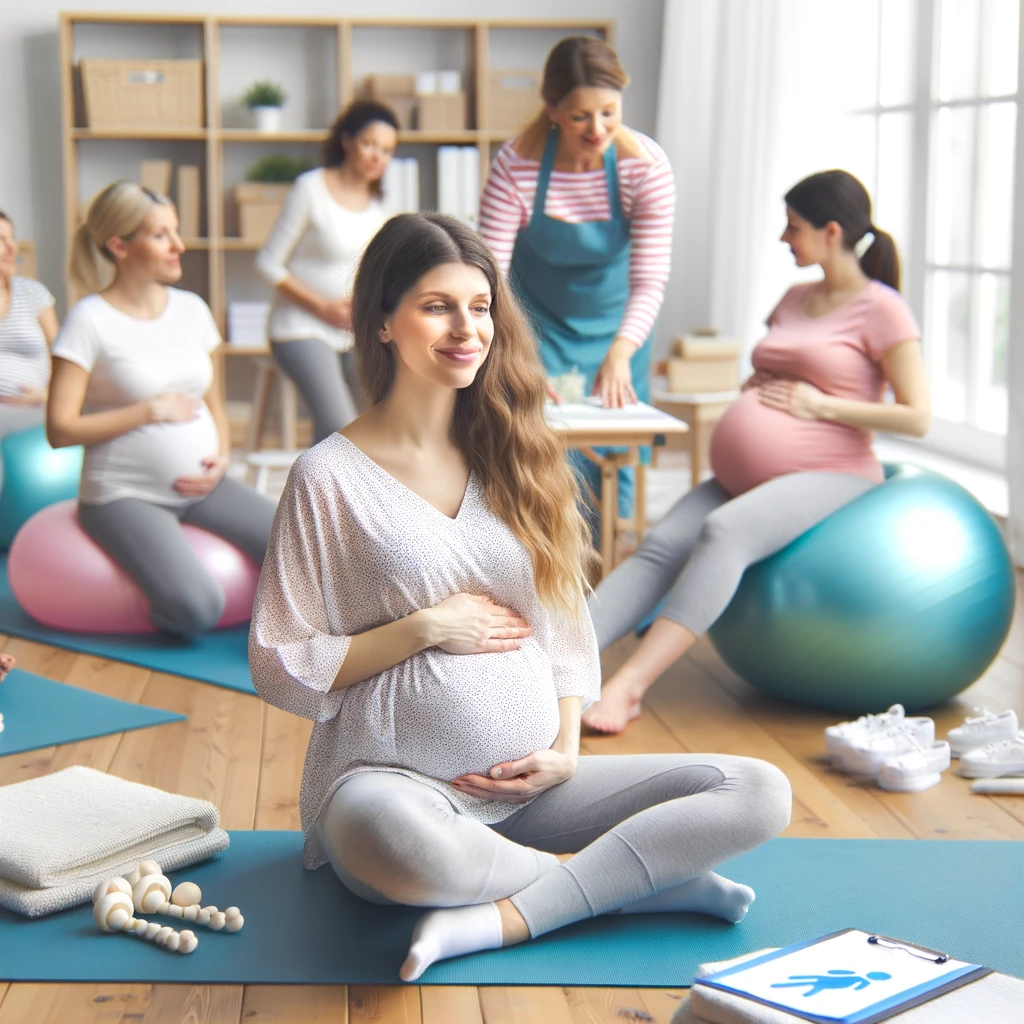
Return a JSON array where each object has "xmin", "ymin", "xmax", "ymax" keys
[
  {"xmin": 582, "ymin": 677, "xmax": 645, "ymax": 734},
  {"xmin": 0, "ymin": 653, "xmax": 14, "ymax": 683}
]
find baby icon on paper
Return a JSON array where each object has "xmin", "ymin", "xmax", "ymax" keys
[{"xmin": 771, "ymin": 970, "xmax": 893, "ymax": 998}]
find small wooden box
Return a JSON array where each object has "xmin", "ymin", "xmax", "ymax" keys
[
  {"xmin": 363, "ymin": 74, "xmax": 415, "ymax": 99},
  {"xmin": 667, "ymin": 334, "xmax": 741, "ymax": 393},
  {"xmin": 15, "ymin": 241, "xmax": 37, "ymax": 280},
  {"xmin": 487, "ymin": 70, "xmax": 541, "ymax": 132},
  {"xmin": 235, "ymin": 183, "xmax": 291, "ymax": 245},
  {"xmin": 80, "ymin": 59, "xmax": 204, "ymax": 129},
  {"xmin": 417, "ymin": 92, "xmax": 466, "ymax": 132}
]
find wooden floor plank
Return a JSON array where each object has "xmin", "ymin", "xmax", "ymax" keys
[
  {"xmin": 636, "ymin": 988, "xmax": 688, "ymax": 1023},
  {"xmin": 421, "ymin": 986, "xmax": 483, "ymax": 1024},
  {"xmin": 349, "ymin": 985, "xmax": 422, "ymax": 1023},
  {"xmin": 478, "ymin": 986, "xmax": 575, "ymax": 1024},
  {"xmin": 0, "ymin": 983, "xmax": 153, "ymax": 1024},
  {"xmin": 564, "ymin": 987, "xmax": 656, "ymax": 1022},
  {"xmin": 241, "ymin": 985, "xmax": 350, "ymax": 1022},
  {"xmin": 254, "ymin": 703, "xmax": 311, "ymax": 831},
  {"xmin": 106, "ymin": 673, "xmax": 264, "ymax": 830}
]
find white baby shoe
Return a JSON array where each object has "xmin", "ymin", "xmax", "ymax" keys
[
  {"xmin": 959, "ymin": 732, "xmax": 1024, "ymax": 779},
  {"xmin": 877, "ymin": 741, "xmax": 951, "ymax": 793},
  {"xmin": 837, "ymin": 722, "xmax": 931, "ymax": 777},
  {"xmin": 825, "ymin": 705, "xmax": 934, "ymax": 765},
  {"xmin": 946, "ymin": 708, "xmax": 1019, "ymax": 757}
]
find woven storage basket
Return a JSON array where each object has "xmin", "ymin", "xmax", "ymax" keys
[{"xmin": 80, "ymin": 59, "xmax": 204, "ymax": 129}]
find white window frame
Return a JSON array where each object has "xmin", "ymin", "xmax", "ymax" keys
[{"xmin": 853, "ymin": 0, "xmax": 1018, "ymax": 470}]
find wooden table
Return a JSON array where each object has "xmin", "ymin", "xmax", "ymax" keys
[
  {"xmin": 546, "ymin": 400, "xmax": 689, "ymax": 576},
  {"xmin": 653, "ymin": 389, "xmax": 739, "ymax": 487}
]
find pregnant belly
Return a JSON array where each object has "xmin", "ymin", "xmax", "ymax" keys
[
  {"xmin": 87, "ymin": 407, "xmax": 221, "ymax": 501},
  {"xmin": 356, "ymin": 639, "xmax": 561, "ymax": 782},
  {"xmin": 710, "ymin": 389, "xmax": 879, "ymax": 496}
]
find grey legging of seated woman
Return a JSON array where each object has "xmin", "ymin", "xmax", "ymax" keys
[
  {"xmin": 318, "ymin": 753, "xmax": 791, "ymax": 935},
  {"xmin": 588, "ymin": 471, "xmax": 877, "ymax": 648},
  {"xmin": 77, "ymin": 477, "xmax": 275, "ymax": 635},
  {"xmin": 271, "ymin": 339, "xmax": 361, "ymax": 445}
]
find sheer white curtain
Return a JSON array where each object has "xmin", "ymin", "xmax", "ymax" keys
[
  {"xmin": 654, "ymin": 0, "xmax": 880, "ymax": 359},
  {"xmin": 1008, "ymin": 7, "xmax": 1024, "ymax": 565}
]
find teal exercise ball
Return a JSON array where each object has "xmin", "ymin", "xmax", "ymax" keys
[
  {"xmin": 708, "ymin": 464, "xmax": 1016, "ymax": 714},
  {"xmin": 0, "ymin": 426, "xmax": 83, "ymax": 550}
]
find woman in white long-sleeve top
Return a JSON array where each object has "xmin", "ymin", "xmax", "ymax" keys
[
  {"xmin": 256, "ymin": 101, "xmax": 398, "ymax": 443},
  {"xmin": 249, "ymin": 212, "xmax": 791, "ymax": 983}
]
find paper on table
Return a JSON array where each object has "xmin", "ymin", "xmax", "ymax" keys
[{"xmin": 697, "ymin": 929, "xmax": 983, "ymax": 1024}]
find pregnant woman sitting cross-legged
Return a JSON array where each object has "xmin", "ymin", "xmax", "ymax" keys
[{"xmin": 249, "ymin": 212, "xmax": 791, "ymax": 982}]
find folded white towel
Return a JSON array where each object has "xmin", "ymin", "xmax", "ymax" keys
[
  {"xmin": 0, "ymin": 766, "xmax": 230, "ymax": 917},
  {"xmin": 675, "ymin": 948, "xmax": 1024, "ymax": 1023}
]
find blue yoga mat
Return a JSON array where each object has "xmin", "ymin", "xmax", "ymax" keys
[
  {"xmin": 1, "ymin": 833, "xmax": 1021, "ymax": 986},
  {"xmin": 0, "ymin": 668, "xmax": 185, "ymax": 756},
  {"xmin": 0, "ymin": 557, "xmax": 255, "ymax": 694}
]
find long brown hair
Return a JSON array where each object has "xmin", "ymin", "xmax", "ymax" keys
[
  {"xmin": 517, "ymin": 35, "xmax": 648, "ymax": 162},
  {"xmin": 352, "ymin": 213, "xmax": 590, "ymax": 617},
  {"xmin": 785, "ymin": 170, "xmax": 901, "ymax": 291}
]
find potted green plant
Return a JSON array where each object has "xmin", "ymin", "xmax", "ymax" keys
[{"xmin": 244, "ymin": 80, "xmax": 287, "ymax": 133}]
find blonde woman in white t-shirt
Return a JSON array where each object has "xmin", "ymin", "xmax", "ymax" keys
[
  {"xmin": 257, "ymin": 101, "xmax": 398, "ymax": 443},
  {"xmin": 47, "ymin": 182, "xmax": 275, "ymax": 636}
]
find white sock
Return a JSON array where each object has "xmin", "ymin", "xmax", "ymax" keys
[
  {"xmin": 620, "ymin": 872, "xmax": 756, "ymax": 924},
  {"xmin": 400, "ymin": 902, "xmax": 504, "ymax": 982}
]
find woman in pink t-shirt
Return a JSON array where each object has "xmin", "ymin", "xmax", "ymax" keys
[{"xmin": 584, "ymin": 170, "xmax": 931, "ymax": 733}]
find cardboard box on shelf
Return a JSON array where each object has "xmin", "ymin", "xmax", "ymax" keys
[
  {"xmin": 363, "ymin": 73, "xmax": 415, "ymax": 99},
  {"xmin": 667, "ymin": 333, "xmax": 742, "ymax": 393},
  {"xmin": 417, "ymin": 92, "xmax": 466, "ymax": 132},
  {"xmin": 487, "ymin": 70, "xmax": 542, "ymax": 132},
  {"xmin": 79, "ymin": 59, "xmax": 204, "ymax": 129},
  {"xmin": 176, "ymin": 166, "xmax": 201, "ymax": 239},
  {"xmin": 139, "ymin": 160, "xmax": 172, "ymax": 198},
  {"xmin": 235, "ymin": 183, "xmax": 291, "ymax": 245}
]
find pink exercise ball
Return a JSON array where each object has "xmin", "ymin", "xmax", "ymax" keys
[{"xmin": 8, "ymin": 500, "xmax": 259, "ymax": 633}]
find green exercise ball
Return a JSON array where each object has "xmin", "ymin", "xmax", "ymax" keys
[
  {"xmin": 708, "ymin": 464, "xmax": 1016, "ymax": 714},
  {"xmin": 0, "ymin": 426, "xmax": 83, "ymax": 550}
]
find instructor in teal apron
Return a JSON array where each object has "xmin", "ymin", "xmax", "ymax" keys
[{"xmin": 479, "ymin": 36, "xmax": 676, "ymax": 533}]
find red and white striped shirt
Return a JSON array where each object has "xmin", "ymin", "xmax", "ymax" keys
[{"xmin": 479, "ymin": 134, "xmax": 675, "ymax": 348}]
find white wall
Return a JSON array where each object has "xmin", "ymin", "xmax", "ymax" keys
[{"xmin": 0, "ymin": 0, "xmax": 665, "ymax": 314}]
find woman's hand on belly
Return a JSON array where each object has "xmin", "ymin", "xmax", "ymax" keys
[
  {"xmin": 450, "ymin": 748, "xmax": 577, "ymax": 803},
  {"xmin": 757, "ymin": 378, "xmax": 830, "ymax": 421},
  {"xmin": 421, "ymin": 593, "xmax": 533, "ymax": 655},
  {"xmin": 172, "ymin": 453, "xmax": 229, "ymax": 497}
]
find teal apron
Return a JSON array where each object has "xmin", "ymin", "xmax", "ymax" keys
[{"xmin": 509, "ymin": 128, "xmax": 652, "ymax": 519}]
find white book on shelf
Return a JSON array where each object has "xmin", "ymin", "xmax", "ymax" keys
[
  {"xmin": 403, "ymin": 158, "xmax": 420, "ymax": 212},
  {"xmin": 461, "ymin": 146, "xmax": 479, "ymax": 228},
  {"xmin": 437, "ymin": 146, "xmax": 459, "ymax": 219},
  {"xmin": 383, "ymin": 160, "xmax": 403, "ymax": 211}
]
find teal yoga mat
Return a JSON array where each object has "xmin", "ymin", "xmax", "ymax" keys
[
  {"xmin": 0, "ymin": 668, "xmax": 185, "ymax": 756},
  {"xmin": 0, "ymin": 557, "xmax": 255, "ymax": 694},
  {"xmin": 1, "ymin": 833, "xmax": 1021, "ymax": 986}
]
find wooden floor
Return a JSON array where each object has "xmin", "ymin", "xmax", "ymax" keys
[{"xmin": 1, "ymin": 570, "xmax": 1021, "ymax": 1024}]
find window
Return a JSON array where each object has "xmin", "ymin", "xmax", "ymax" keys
[{"xmin": 848, "ymin": 0, "xmax": 1019, "ymax": 465}]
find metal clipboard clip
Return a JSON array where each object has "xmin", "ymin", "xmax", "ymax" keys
[{"xmin": 867, "ymin": 935, "xmax": 949, "ymax": 964}]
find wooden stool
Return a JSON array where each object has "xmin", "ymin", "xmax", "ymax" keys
[
  {"xmin": 653, "ymin": 390, "xmax": 739, "ymax": 487},
  {"xmin": 246, "ymin": 355, "xmax": 299, "ymax": 453},
  {"xmin": 244, "ymin": 449, "xmax": 303, "ymax": 494}
]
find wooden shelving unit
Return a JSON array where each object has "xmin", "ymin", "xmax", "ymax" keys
[{"xmin": 60, "ymin": 12, "xmax": 613, "ymax": 339}]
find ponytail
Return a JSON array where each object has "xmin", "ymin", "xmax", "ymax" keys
[
  {"xmin": 858, "ymin": 227, "xmax": 900, "ymax": 292},
  {"xmin": 69, "ymin": 181, "xmax": 171, "ymax": 295},
  {"xmin": 785, "ymin": 169, "xmax": 903, "ymax": 292}
]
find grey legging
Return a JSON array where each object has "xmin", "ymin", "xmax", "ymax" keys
[
  {"xmin": 271, "ymin": 338, "xmax": 361, "ymax": 444},
  {"xmin": 0, "ymin": 404, "xmax": 45, "ymax": 496},
  {"xmin": 77, "ymin": 477, "xmax": 275, "ymax": 635},
  {"xmin": 316, "ymin": 753, "xmax": 792, "ymax": 937},
  {"xmin": 588, "ymin": 471, "xmax": 877, "ymax": 646}
]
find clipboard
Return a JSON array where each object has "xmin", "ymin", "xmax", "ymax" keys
[{"xmin": 695, "ymin": 929, "xmax": 992, "ymax": 1024}]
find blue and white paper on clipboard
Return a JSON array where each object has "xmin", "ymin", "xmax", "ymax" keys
[{"xmin": 696, "ymin": 929, "xmax": 991, "ymax": 1024}]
